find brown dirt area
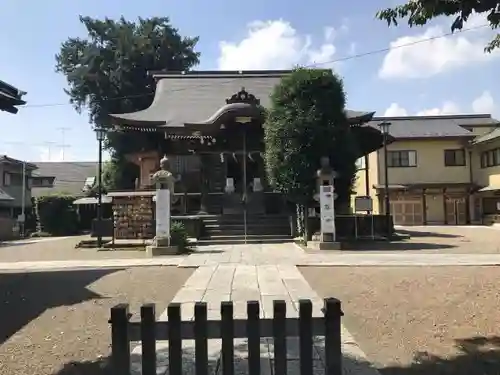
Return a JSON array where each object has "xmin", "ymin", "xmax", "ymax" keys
[
  {"xmin": 301, "ymin": 266, "xmax": 500, "ymax": 375},
  {"xmin": 0, "ymin": 236, "xmax": 179, "ymax": 263},
  {"xmin": 0, "ymin": 266, "xmax": 193, "ymax": 375}
]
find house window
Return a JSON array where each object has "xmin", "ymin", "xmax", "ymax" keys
[
  {"xmin": 387, "ymin": 150, "xmax": 417, "ymax": 167},
  {"xmin": 444, "ymin": 149, "xmax": 466, "ymax": 166},
  {"xmin": 481, "ymin": 152, "xmax": 488, "ymax": 168},
  {"xmin": 355, "ymin": 157, "xmax": 366, "ymax": 170},
  {"xmin": 3, "ymin": 172, "xmax": 11, "ymax": 186},
  {"xmin": 480, "ymin": 148, "xmax": 500, "ymax": 168}
]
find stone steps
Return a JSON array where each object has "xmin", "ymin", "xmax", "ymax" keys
[{"xmin": 199, "ymin": 214, "xmax": 292, "ymax": 245}]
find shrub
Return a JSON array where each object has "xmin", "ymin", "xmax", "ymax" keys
[
  {"xmin": 170, "ymin": 221, "xmax": 189, "ymax": 252},
  {"xmin": 35, "ymin": 195, "xmax": 79, "ymax": 236}
]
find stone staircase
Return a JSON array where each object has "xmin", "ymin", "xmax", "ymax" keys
[{"xmin": 198, "ymin": 214, "xmax": 292, "ymax": 245}]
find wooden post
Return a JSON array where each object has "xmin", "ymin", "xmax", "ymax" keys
[
  {"xmin": 324, "ymin": 298, "xmax": 343, "ymax": 375},
  {"xmin": 167, "ymin": 303, "xmax": 182, "ymax": 375},
  {"xmin": 273, "ymin": 300, "xmax": 288, "ymax": 375},
  {"xmin": 194, "ymin": 302, "xmax": 209, "ymax": 375},
  {"xmin": 221, "ymin": 301, "xmax": 234, "ymax": 375},
  {"xmin": 110, "ymin": 304, "xmax": 131, "ymax": 375},
  {"xmin": 299, "ymin": 299, "xmax": 313, "ymax": 374},
  {"xmin": 140, "ymin": 304, "xmax": 156, "ymax": 375},
  {"xmin": 247, "ymin": 301, "xmax": 261, "ymax": 375}
]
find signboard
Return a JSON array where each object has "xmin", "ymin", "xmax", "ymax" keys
[
  {"xmin": 355, "ymin": 196, "xmax": 373, "ymax": 212},
  {"xmin": 320, "ymin": 185, "xmax": 336, "ymax": 236},
  {"xmin": 155, "ymin": 189, "xmax": 171, "ymax": 238}
]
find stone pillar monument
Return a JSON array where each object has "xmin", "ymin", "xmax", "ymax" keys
[
  {"xmin": 146, "ymin": 155, "xmax": 178, "ymax": 256},
  {"xmin": 311, "ymin": 156, "xmax": 341, "ymax": 250}
]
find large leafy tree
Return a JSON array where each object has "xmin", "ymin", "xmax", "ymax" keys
[
  {"xmin": 55, "ymin": 16, "xmax": 200, "ymax": 188},
  {"xmin": 377, "ymin": 0, "xmax": 500, "ymax": 52},
  {"xmin": 264, "ymin": 68, "xmax": 359, "ymax": 208}
]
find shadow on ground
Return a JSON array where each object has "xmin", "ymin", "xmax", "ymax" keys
[
  {"xmin": 51, "ymin": 335, "xmax": 500, "ymax": 375},
  {"xmin": 0, "ymin": 269, "xmax": 120, "ymax": 344},
  {"xmin": 342, "ymin": 241, "xmax": 457, "ymax": 251},
  {"xmin": 380, "ymin": 336, "xmax": 500, "ymax": 375},
  {"xmin": 0, "ymin": 241, "xmax": 47, "ymax": 247},
  {"xmin": 396, "ymin": 229, "xmax": 463, "ymax": 239}
]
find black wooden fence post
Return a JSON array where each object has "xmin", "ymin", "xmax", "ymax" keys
[
  {"xmin": 247, "ymin": 300, "xmax": 261, "ymax": 375},
  {"xmin": 141, "ymin": 303, "xmax": 157, "ymax": 375},
  {"xmin": 168, "ymin": 303, "xmax": 182, "ymax": 375},
  {"xmin": 324, "ymin": 298, "xmax": 343, "ymax": 375},
  {"xmin": 273, "ymin": 300, "xmax": 287, "ymax": 375},
  {"xmin": 221, "ymin": 301, "xmax": 234, "ymax": 375},
  {"xmin": 194, "ymin": 302, "xmax": 209, "ymax": 375},
  {"xmin": 110, "ymin": 304, "xmax": 131, "ymax": 375},
  {"xmin": 299, "ymin": 299, "xmax": 313, "ymax": 375}
]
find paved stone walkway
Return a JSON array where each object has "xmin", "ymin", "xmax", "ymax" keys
[
  {"xmin": 131, "ymin": 262, "xmax": 379, "ymax": 375},
  {"xmin": 3, "ymin": 244, "xmax": 500, "ymax": 272}
]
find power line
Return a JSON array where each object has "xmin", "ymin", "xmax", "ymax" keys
[{"xmin": 22, "ymin": 23, "xmax": 489, "ymax": 110}]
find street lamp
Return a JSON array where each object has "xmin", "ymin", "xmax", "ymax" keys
[
  {"xmin": 377, "ymin": 121, "xmax": 392, "ymax": 238},
  {"xmin": 95, "ymin": 127, "xmax": 106, "ymax": 248}
]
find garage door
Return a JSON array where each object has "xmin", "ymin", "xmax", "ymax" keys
[{"xmin": 390, "ymin": 199, "xmax": 423, "ymax": 226}]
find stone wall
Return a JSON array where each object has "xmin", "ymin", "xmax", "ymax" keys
[{"xmin": 113, "ymin": 195, "xmax": 154, "ymax": 239}]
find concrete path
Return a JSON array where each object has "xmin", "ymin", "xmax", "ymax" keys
[{"xmin": 4, "ymin": 243, "xmax": 500, "ymax": 272}]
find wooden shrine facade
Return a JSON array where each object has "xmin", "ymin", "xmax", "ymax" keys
[{"xmin": 109, "ymin": 70, "xmax": 385, "ymax": 217}]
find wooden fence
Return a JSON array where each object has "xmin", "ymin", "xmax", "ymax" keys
[{"xmin": 109, "ymin": 298, "xmax": 343, "ymax": 375}]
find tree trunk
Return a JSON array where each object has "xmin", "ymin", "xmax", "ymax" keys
[{"xmin": 303, "ymin": 203, "xmax": 309, "ymax": 246}]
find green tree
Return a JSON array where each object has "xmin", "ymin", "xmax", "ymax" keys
[
  {"xmin": 264, "ymin": 68, "xmax": 359, "ymax": 239},
  {"xmin": 101, "ymin": 158, "xmax": 139, "ymax": 191},
  {"xmin": 377, "ymin": 0, "xmax": 500, "ymax": 52},
  {"xmin": 55, "ymin": 16, "xmax": 200, "ymax": 188}
]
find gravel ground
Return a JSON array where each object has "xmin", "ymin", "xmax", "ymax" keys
[
  {"xmin": 301, "ymin": 266, "xmax": 500, "ymax": 375},
  {"xmin": 0, "ymin": 266, "xmax": 193, "ymax": 375},
  {"xmin": 0, "ymin": 236, "xmax": 168, "ymax": 262},
  {"xmin": 305, "ymin": 226, "xmax": 500, "ymax": 254}
]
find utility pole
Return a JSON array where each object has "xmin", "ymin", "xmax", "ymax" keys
[
  {"xmin": 57, "ymin": 127, "xmax": 71, "ymax": 161},
  {"xmin": 20, "ymin": 160, "xmax": 26, "ymax": 237},
  {"xmin": 42, "ymin": 141, "xmax": 55, "ymax": 161}
]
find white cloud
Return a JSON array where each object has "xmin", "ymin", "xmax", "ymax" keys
[
  {"xmin": 472, "ymin": 90, "xmax": 496, "ymax": 113},
  {"xmin": 384, "ymin": 103, "xmax": 408, "ymax": 116},
  {"xmin": 383, "ymin": 91, "xmax": 498, "ymax": 117},
  {"xmin": 384, "ymin": 100, "xmax": 461, "ymax": 117},
  {"xmin": 217, "ymin": 20, "xmax": 338, "ymax": 70},
  {"xmin": 379, "ymin": 14, "xmax": 499, "ymax": 79},
  {"xmin": 416, "ymin": 101, "xmax": 461, "ymax": 116}
]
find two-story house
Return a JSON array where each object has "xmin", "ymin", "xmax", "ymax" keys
[
  {"xmin": 0, "ymin": 155, "xmax": 37, "ymax": 218},
  {"xmin": 353, "ymin": 114, "xmax": 500, "ymax": 226},
  {"xmin": 469, "ymin": 127, "xmax": 500, "ymax": 225}
]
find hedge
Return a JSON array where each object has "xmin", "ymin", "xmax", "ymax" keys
[{"xmin": 34, "ymin": 195, "xmax": 79, "ymax": 236}]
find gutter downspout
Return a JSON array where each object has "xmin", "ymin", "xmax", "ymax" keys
[{"xmin": 467, "ymin": 150, "xmax": 473, "ymax": 224}]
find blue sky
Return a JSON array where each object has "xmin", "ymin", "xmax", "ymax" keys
[{"xmin": 0, "ymin": 0, "xmax": 498, "ymax": 162}]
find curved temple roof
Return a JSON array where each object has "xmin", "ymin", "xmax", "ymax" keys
[
  {"xmin": 109, "ymin": 70, "xmax": 376, "ymax": 130},
  {"xmin": 0, "ymin": 80, "xmax": 27, "ymax": 114}
]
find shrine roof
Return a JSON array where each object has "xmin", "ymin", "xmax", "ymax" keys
[{"xmin": 109, "ymin": 70, "xmax": 376, "ymax": 130}]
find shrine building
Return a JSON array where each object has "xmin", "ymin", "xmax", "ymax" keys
[{"xmin": 108, "ymin": 70, "xmax": 387, "ymax": 243}]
